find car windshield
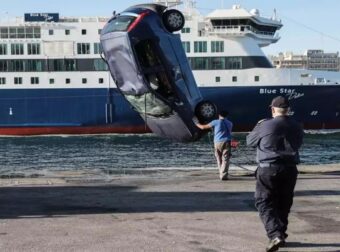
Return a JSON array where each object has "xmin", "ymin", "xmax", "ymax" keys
[
  {"xmin": 125, "ymin": 93, "xmax": 172, "ymax": 117},
  {"xmin": 102, "ymin": 15, "xmax": 136, "ymax": 34}
]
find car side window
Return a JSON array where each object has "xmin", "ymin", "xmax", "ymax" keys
[
  {"xmin": 102, "ymin": 16, "xmax": 136, "ymax": 34},
  {"xmin": 135, "ymin": 40, "xmax": 174, "ymax": 98}
]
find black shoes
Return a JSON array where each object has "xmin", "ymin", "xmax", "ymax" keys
[
  {"xmin": 219, "ymin": 173, "xmax": 229, "ymax": 180},
  {"xmin": 266, "ymin": 237, "xmax": 285, "ymax": 252}
]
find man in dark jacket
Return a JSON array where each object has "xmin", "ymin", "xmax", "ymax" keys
[{"xmin": 247, "ymin": 96, "xmax": 303, "ymax": 252}]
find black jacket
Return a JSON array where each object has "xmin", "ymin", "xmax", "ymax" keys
[{"xmin": 247, "ymin": 116, "xmax": 303, "ymax": 164}]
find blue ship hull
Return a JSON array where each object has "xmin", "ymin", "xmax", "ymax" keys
[{"xmin": 0, "ymin": 85, "xmax": 339, "ymax": 135}]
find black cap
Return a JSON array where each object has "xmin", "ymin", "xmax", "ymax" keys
[{"xmin": 270, "ymin": 96, "xmax": 290, "ymax": 108}]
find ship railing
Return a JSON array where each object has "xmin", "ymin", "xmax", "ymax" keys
[
  {"xmin": 59, "ymin": 17, "xmax": 110, "ymax": 23},
  {"xmin": 208, "ymin": 25, "xmax": 275, "ymax": 37}
]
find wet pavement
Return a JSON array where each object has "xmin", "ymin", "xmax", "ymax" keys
[{"xmin": 0, "ymin": 164, "xmax": 340, "ymax": 252}]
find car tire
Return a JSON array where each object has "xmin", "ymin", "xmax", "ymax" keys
[
  {"xmin": 195, "ymin": 101, "xmax": 217, "ymax": 123},
  {"xmin": 162, "ymin": 9, "xmax": 185, "ymax": 32}
]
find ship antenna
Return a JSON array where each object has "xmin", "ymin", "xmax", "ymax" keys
[
  {"xmin": 272, "ymin": 8, "xmax": 277, "ymax": 20},
  {"xmin": 184, "ymin": 0, "xmax": 196, "ymax": 9}
]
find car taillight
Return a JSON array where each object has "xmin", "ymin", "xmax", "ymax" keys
[{"xmin": 128, "ymin": 11, "xmax": 150, "ymax": 32}]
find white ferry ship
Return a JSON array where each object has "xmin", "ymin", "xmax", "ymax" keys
[{"xmin": 0, "ymin": 0, "xmax": 339, "ymax": 135}]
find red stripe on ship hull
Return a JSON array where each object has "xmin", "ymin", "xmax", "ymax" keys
[
  {"xmin": 0, "ymin": 126, "xmax": 151, "ymax": 136},
  {"xmin": 1, "ymin": 122, "xmax": 340, "ymax": 136}
]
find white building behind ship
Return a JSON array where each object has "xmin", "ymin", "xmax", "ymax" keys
[{"xmin": 270, "ymin": 49, "xmax": 340, "ymax": 72}]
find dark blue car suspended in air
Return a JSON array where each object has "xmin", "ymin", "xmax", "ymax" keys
[{"xmin": 100, "ymin": 4, "xmax": 217, "ymax": 142}]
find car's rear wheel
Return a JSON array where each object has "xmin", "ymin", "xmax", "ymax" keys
[
  {"xmin": 195, "ymin": 101, "xmax": 217, "ymax": 123},
  {"xmin": 162, "ymin": 9, "xmax": 185, "ymax": 32}
]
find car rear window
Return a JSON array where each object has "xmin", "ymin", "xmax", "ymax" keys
[{"xmin": 102, "ymin": 15, "xmax": 136, "ymax": 34}]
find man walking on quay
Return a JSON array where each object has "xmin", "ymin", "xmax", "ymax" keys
[
  {"xmin": 246, "ymin": 96, "xmax": 303, "ymax": 252},
  {"xmin": 196, "ymin": 110, "xmax": 233, "ymax": 180}
]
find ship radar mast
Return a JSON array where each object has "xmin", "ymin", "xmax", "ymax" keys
[{"xmin": 153, "ymin": 0, "xmax": 183, "ymax": 7}]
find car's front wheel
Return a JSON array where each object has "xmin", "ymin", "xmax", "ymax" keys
[
  {"xmin": 162, "ymin": 9, "xmax": 185, "ymax": 32},
  {"xmin": 195, "ymin": 101, "xmax": 217, "ymax": 123}
]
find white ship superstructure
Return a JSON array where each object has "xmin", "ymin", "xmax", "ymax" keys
[{"xmin": 0, "ymin": 14, "xmax": 110, "ymax": 89}]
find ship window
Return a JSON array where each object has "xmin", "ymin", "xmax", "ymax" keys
[
  {"xmin": 65, "ymin": 29, "xmax": 70, "ymax": 35},
  {"xmin": 181, "ymin": 27, "xmax": 190, "ymax": 33},
  {"xmin": 27, "ymin": 60, "xmax": 44, "ymax": 71},
  {"xmin": 66, "ymin": 78, "xmax": 71, "ymax": 84},
  {"xmin": 14, "ymin": 77, "xmax": 22, "ymax": 85},
  {"xmin": 53, "ymin": 59, "xmax": 64, "ymax": 71},
  {"xmin": 194, "ymin": 41, "xmax": 207, "ymax": 53},
  {"xmin": 0, "ymin": 60, "xmax": 8, "ymax": 71},
  {"xmin": 94, "ymin": 43, "xmax": 102, "ymax": 54},
  {"xmin": 82, "ymin": 78, "xmax": 87, "ymax": 84},
  {"xmin": 9, "ymin": 28, "xmax": 16, "ymax": 38},
  {"xmin": 33, "ymin": 27, "xmax": 41, "ymax": 38},
  {"xmin": 30, "ymin": 77, "xmax": 39, "ymax": 85},
  {"xmin": 182, "ymin": 41, "xmax": 190, "ymax": 53},
  {"xmin": 25, "ymin": 27, "xmax": 41, "ymax": 39},
  {"xmin": 255, "ymin": 76, "xmax": 260, "ymax": 82},
  {"xmin": 94, "ymin": 59, "xmax": 108, "ymax": 71},
  {"xmin": 25, "ymin": 27, "xmax": 33, "ymax": 38},
  {"xmin": 99, "ymin": 78, "xmax": 104, "ymax": 84},
  {"xmin": 0, "ymin": 44, "xmax": 7, "ymax": 55},
  {"xmin": 211, "ymin": 57, "xmax": 225, "ymax": 69},
  {"xmin": 232, "ymin": 76, "xmax": 237, "ymax": 82},
  {"xmin": 81, "ymin": 29, "xmax": 87, "ymax": 35},
  {"xmin": 10, "ymin": 60, "xmax": 24, "ymax": 71},
  {"xmin": 215, "ymin": 76, "xmax": 221, "ymax": 82},
  {"xmin": 0, "ymin": 27, "xmax": 9, "ymax": 38},
  {"xmin": 49, "ymin": 29, "xmax": 54, "ymax": 35},
  {"xmin": 49, "ymin": 78, "xmax": 55, "ymax": 84},
  {"xmin": 65, "ymin": 59, "xmax": 76, "ymax": 71},
  {"xmin": 27, "ymin": 43, "xmax": 40, "ymax": 55},
  {"xmin": 211, "ymin": 41, "xmax": 224, "ymax": 53},
  {"xmin": 0, "ymin": 77, "xmax": 5, "ymax": 85},
  {"xmin": 11, "ymin": 43, "xmax": 24, "ymax": 55},
  {"xmin": 17, "ymin": 28, "xmax": 25, "ymax": 38},
  {"xmin": 77, "ymin": 43, "xmax": 90, "ymax": 54},
  {"xmin": 191, "ymin": 57, "xmax": 209, "ymax": 70},
  {"xmin": 226, "ymin": 57, "xmax": 242, "ymax": 69}
]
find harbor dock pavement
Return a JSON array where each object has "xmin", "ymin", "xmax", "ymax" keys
[{"xmin": 1, "ymin": 164, "xmax": 340, "ymax": 252}]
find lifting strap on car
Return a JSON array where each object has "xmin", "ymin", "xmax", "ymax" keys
[{"xmin": 144, "ymin": 93, "xmax": 148, "ymax": 131}]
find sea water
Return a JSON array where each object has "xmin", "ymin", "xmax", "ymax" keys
[{"xmin": 0, "ymin": 132, "xmax": 339, "ymax": 178}]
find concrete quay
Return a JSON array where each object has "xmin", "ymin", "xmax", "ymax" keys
[{"xmin": 0, "ymin": 164, "xmax": 340, "ymax": 252}]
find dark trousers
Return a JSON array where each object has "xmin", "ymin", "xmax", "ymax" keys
[{"xmin": 255, "ymin": 164, "xmax": 298, "ymax": 239}]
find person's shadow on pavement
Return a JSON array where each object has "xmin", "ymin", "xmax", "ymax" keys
[{"xmin": 281, "ymin": 241, "xmax": 340, "ymax": 252}]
